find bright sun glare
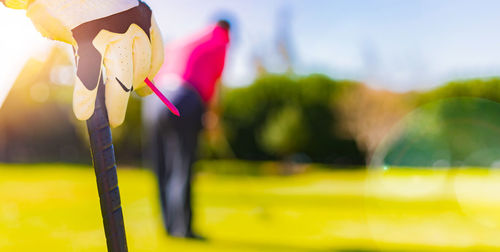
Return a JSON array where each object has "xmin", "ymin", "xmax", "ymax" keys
[{"xmin": 0, "ymin": 8, "xmax": 52, "ymax": 107}]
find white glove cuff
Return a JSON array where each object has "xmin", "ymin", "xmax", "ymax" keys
[{"xmin": 32, "ymin": 0, "xmax": 139, "ymax": 29}]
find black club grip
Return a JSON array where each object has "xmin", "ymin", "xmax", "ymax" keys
[{"xmin": 86, "ymin": 81, "xmax": 128, "ymax": 252}]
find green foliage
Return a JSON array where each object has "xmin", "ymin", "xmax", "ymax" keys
[
  {"xmin": 258, "ymin": 106, "xmax": 308, "ymax": 156},
  {"xmin": 0, "ymin": 49, "xmax": 88, "ymax": 163},
  {"xmin": 112, "ymin": 95, "xmax": 144, "ymax": 165},
  {"xmin": 0, "ymin": 46, "xmax": 144, "ymax": 164},
  {"xmin": 417, "ymin": 78, "xmax": 500, "ymax": 105},
  {"xmin": 221, "ymin": 74, "xmax": 365, "ymax": 164},
  {"xmin": 15, "ymin": 48, "xmax": 500, "ymax": 167},
  {"xmin": 378, "ymin": 78, "xmax": 500, "ymax": 167},
  {"xmin": 377, "ymin": 98, "xmax": 500, "ymax": 167}
]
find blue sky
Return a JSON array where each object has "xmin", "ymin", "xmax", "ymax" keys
[
  {"xmin": 2, "ymin": 0, "xmax": 500, "ymax": 101},
  {"xmin": 148, "ymin": 0, "xmax": 500, "ymax": 91}
]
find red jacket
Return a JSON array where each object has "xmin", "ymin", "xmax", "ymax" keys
[{"xmin": 155, "ymin": 24, "xmax": 230, "ymax": 102}]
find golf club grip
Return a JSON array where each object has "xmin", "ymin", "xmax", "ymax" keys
[{"xmin": 87, "ymin": 83, "xmax": 128, "ymax": 252}]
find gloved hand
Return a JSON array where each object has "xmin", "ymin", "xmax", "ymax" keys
[{"xmin": 2, "ymin": 0, "xmax": 164, "ymax": 127}]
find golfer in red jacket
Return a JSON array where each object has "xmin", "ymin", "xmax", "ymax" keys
[{"xmin": 143, "ymin": 20, "xmax": 231, "ymax": 238}]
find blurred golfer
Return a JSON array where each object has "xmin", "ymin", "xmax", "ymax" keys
[{"xmin": 143, "ymin": 20, "xmax": 231, "ymax": 238}]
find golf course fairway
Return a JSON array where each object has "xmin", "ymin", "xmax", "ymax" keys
[{"xmin": 0, "ymin": 162, "xmax": 499, "ymax": 251}]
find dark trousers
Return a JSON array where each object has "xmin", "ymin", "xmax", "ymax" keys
[{"xmin": 144, "ymin": 85, "xmax": 204, "ymax": 237}]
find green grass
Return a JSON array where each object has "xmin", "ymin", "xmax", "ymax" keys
[{"xmin": 0, "ymin": 162, "xmax": 500, "ymax": 251}]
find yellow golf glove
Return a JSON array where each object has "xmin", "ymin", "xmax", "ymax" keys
[{"xmin": 2, "ymin": 0, "xmax": 164, "ymax": 127}]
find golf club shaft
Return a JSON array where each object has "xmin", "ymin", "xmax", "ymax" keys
[{"xmin": 86, "ymin": 80, "xmax": 128, "ymax": 252}]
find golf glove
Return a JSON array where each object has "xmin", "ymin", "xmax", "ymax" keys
[{"xmin": 2, "ymin": 0, "xmax": 164, "ymax": 127}]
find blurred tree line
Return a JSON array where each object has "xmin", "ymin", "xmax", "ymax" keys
[
  {"xmin": 0, "ymin": 46, "xmax": 86, "ymax": 163},
  {"xmin": 0, "ymin": 46, "xmax": 144, "ymax": 165},
  {"xmin": 216, "ymin": 74, "xmax": 365, "ymax": 165},
  {"xmin": 4, "ymin": 46, "xmax": 500, "ymax": 167}
]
